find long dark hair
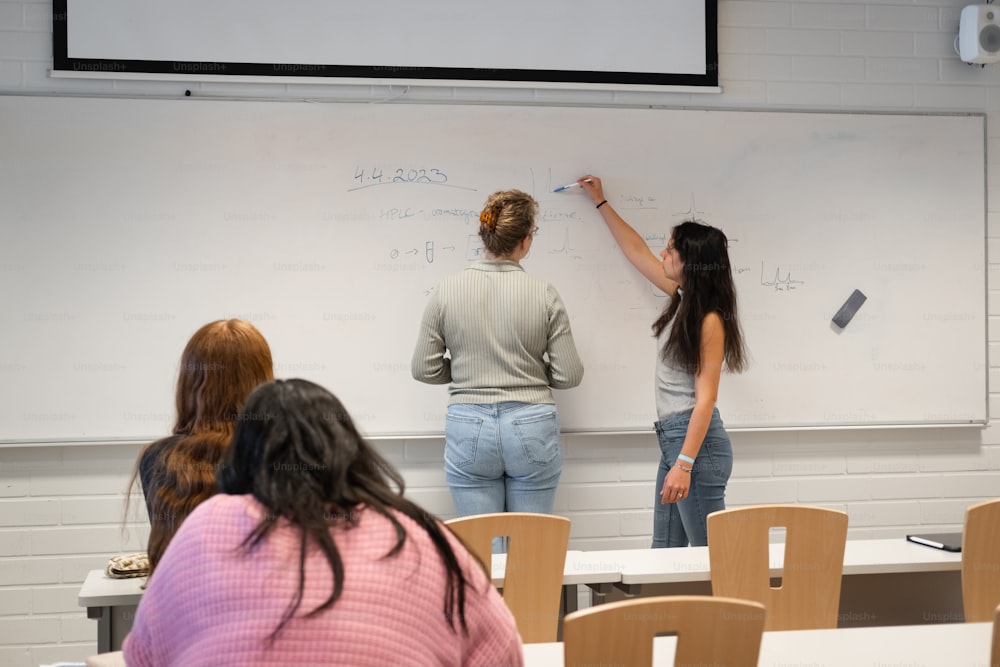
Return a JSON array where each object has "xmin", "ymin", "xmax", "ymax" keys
[
  {"xmin": 652, "ymin": 221, "xmax": 748, "ymax": 374},
  {"xmin": 126, "ymin": 319, "xmax": 273, "ymax": 577},
  {"xmin": 217, "ymin": 378, "xmax": 476, "ymax": 641}
]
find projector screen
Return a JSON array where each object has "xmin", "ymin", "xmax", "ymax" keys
[{"xmin": 52, "ymin": 0, "xmax": 718, "ymax": 89}]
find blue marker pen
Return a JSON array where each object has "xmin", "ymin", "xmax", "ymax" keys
[{"xmin": 553, "ymin": 178, "xmax": 592, "ymax": 193}]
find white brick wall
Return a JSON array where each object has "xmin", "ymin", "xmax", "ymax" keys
[{"xmin": 2, "ymin": 0, "xmax": 1000, "ymax": 663}]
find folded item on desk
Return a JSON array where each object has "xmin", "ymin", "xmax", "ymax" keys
[{"xmin": 105, "ymin": 552, "xmax": 149, "ymax": 579}]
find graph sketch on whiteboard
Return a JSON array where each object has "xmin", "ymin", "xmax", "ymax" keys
[
  {"xmin": 674, "ymin": 193, "xmax": 706, "ymax": 222},
  {"xmin": 760, "ymin": 261, "xmax": 805, "ymax": 292}
]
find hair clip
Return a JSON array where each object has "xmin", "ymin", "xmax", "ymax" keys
[{"xmin": 480, "ymin": 206, "xmax": 498, "ymax": 231}]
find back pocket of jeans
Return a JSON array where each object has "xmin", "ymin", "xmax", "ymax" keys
[
  {"xmin": 445, "ymin": 413, "xmax": 483, "ymax": 468},
  {"xmin": 513, "ymin": 410, "xmax": 559, "ymax": 465}
]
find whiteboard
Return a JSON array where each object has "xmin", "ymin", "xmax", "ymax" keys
[
  {"xmin": 52, "ymin": 0, "xmax": 715, "ymax": 88},
  {"xmin": 0, "ymin": 95, "xmax": 987, "ymax": 443}
]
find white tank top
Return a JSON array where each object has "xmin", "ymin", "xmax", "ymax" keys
[{"xmin": 654, "ymin": 310, "xmax": 696, "ymax": 420}]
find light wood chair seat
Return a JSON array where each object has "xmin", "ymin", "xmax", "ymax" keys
[
  {"xmin": 963, "ymin": 498, "xmax": 1000, "ymax": 622},
  {"xmin": 446, "ymin": 512, "xmax": 570, "ymax": 643},
  {"xmin": 707, "ymin": 504, "xmax": 848, "ymax": 630},
  {"xmin": 562, "ymin": 595, "xmax": 765, "ymax": 667}
]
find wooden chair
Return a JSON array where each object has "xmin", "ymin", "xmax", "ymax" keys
[
  {"xmin": 446, "ymin": 512, "xmax": 570, "ymax": 643},
  {"xmin": 707, "ymin": 504, "xmax": 848, "ymax": 630},
  {"xmin": 962, "ymin": 498, "xmax": 1000, "ymax": 622},
  {"xmin": 562, "ymin": 595, "xmax": 765, "ymax": 667}
]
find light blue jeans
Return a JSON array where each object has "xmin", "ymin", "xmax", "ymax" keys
[
  {"xmin": 652, "ymin": 407, "xmax": 733, "ymax": 548},
  {"xmin": 444, "ymin": 402, "xmax": 562, "ymax": 518}
]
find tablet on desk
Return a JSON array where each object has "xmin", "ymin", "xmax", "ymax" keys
[{"xmin": 905, "ymin": 532, "xmax": 962, "ymax": 552}]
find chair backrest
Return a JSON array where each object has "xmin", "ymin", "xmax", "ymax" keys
[
  {"xmin": 707, "ymin": 504, "xmax": 848, "ymax": 630},
  {"xmin": 962, "ymin": 499, "xmax": 1000, "ymax": 622},
  {"xmin": 446, "ymin": 512, "xmax": 570, "ymax": 643},
  {"xmin": 562, "ymin": 595, "xmax": 765, "ymax": 667}
]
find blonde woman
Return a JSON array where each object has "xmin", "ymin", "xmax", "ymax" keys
[{"xmin": 412, "ymin": 189, "xmax": 583, "ymax": 519}]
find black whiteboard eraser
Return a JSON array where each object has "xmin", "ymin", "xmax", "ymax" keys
[{"xmin": 832, "ymin": 289, "xmax": 867, "ymax": 328}]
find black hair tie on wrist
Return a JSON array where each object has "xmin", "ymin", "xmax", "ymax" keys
[{"xmin": 596, "ymin": 200, "xmax": 608, "ymax": 209}]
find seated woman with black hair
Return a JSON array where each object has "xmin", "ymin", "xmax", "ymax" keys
[{"xmin": 123, "ymin": 378, "xmax": 522, "ymax": 667}]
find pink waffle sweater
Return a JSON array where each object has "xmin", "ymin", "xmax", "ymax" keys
[{"xmin": 123, "ymin": 494, "xmax": 523, "ymax": 666}]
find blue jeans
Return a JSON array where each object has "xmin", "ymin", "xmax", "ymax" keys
[
  {"xmin": 444, "ymin": 402, "xmax": 562, "ymax": 517},
  {"xmin": 652, "ymin": 407, "xmax": 733, "ymax": 548}
]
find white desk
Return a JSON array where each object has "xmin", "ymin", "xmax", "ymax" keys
[
  {"xmin": 524, "ymin": 621, "xmax": 994, "ymax": 666},
  {"xmin": 78, "ymin": 570, "xmax": 146, "ymax": 654},
  {"xmin": 77, "ymin": 553, "xmax": 625, "ymax": 653},
  {"xmin": 573, "ymin": 538, "xmax": 961, "ymax": 588},
  {"xmin": 577, "ymin": 538, "xmax": 964, "ymax": 625},
  {"xmin": 489, "ymin": 551, "xmax": 621, "ymax": 588},
  {"xmin": 78, "ymin": 539, "xmax": 965, "ymax": 651},
  {"xmin": 491, "ymin": 551, "xmax": 622, "ymax": 613}
]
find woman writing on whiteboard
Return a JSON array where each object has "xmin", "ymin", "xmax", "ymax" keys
[
  {"xmin": 411, "ymin": 189, "xmax": 584, "ymax": 521},
  {"xmin": 576, "ymin": 175, "xmax": 747, "ymax": 548}
]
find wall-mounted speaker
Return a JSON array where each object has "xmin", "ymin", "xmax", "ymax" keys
[{"xmin": 958, "ymin": 4, "xmax": 1000, "ymax": 64}]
